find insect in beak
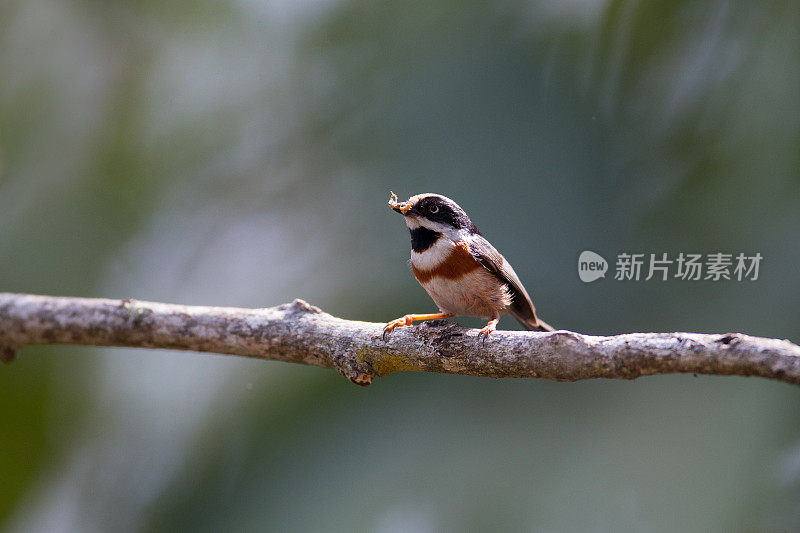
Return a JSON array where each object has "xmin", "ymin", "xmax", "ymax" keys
[{"xmin": 388, "ymin": 191, "xmax": 413, "ymax": 214}]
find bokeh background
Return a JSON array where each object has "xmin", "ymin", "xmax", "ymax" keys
[{"xmin": 2, "ymin": 0, "xmax": 799, "ymax": 531}]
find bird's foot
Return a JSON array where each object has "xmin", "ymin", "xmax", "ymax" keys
[
  {"xmin": 382, "ymin": 312, "xmax": 454, "ymax": 340},
  {"xmin": 382, "ymin": 314, "xmax": 414, "ymax": 339},
  {"xmin": 478, "ymin": 318, "xmax": 499, "ymax": 343}
]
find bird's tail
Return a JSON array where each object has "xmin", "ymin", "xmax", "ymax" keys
[{"xmin": 519, "ymin": 316, "xmax": 555, "ymax": 332}]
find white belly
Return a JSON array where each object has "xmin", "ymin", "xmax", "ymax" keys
[{"xmin": 422, "ymin": 269, "xmax": 510, "ymax": 318}]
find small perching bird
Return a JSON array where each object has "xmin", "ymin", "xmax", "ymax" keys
[{"xmin": 384, "ymin": 191, "xmax": 554, "ymax": 340}]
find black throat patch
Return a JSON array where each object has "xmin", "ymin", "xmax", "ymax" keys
[{"xmin": 409, "ymin": 227, "xmax": 440, "ymax": 252}]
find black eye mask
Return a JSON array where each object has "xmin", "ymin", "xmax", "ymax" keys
[{"xmin": 414, "ymin": 198, "xmax": 479, "ymax": 233}]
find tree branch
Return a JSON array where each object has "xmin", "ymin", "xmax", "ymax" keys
[{"xmin": 1, "ymin": 292, "xmax": 798, "ymax": 387}]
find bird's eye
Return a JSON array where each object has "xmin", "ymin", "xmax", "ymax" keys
[{"xmin": 429, "ymin": 205, "xmax": 439, "ymax": 214}]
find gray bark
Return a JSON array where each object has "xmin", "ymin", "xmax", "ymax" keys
[{"xmin": 1, "ymin": 293, "xmax": 798, "ymax": 387}]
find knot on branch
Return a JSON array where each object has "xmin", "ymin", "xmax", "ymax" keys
[
  {"xmin": 415, "ymin": 320, "xmax": 466, "ymax": 358},
  {"xmin": 280, "ymin": 299, "xmax": 323, "ymax": 316},
  {"xmin": 120, "ymin": 300, "xmax": 155, "ymax": 327},
  {"xmin": 333, "ymin": 354, "xmax": 374, "ymax": 386},
  {"xmin": 716, "ymin": 333, "xmax": 740, "ymax": 346}
]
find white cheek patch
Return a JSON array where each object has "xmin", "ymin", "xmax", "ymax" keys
[
  {"xmin": 404, "ymin": 217, "xmax": 468, "ymax": 242},
  {"xmin": 403, "ymin": 217, "xmax": 422, "ymax": 230},
  {"xmin": 410, "ymin": 237, "xmax": 454, "ymax": 270}
]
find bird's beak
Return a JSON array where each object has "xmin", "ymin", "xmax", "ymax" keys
[
  {"xmin": 388, "ymin": 191, "xmax": 413, "ymax": 214},
  {"xmin": 392, "ymin": 202, "xmax": 413, "ymax": 214}
]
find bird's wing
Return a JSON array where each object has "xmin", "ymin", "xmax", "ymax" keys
[{"xmin": 468, "ymin": 235, "xmax": 551, "ymax": 331}]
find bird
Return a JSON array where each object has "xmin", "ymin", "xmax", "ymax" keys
[{"xmin": 384, "ymin": 191, "xmax": 554, "ymax": 340}]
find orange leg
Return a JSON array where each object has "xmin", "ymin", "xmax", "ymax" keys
[
  {"xmin": 478, "ymin": 316, "xmax": 500, "ymax": 343},
  {"xmin": 383, "ymin": 312, "xmax": 454, "ymax": 339}
]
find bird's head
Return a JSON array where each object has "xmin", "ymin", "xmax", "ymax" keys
[{"xmin": 388, "ymin": 191, "xmax": 479, "ymax": 239}]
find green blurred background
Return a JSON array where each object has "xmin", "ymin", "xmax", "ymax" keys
[{"xmin": 1, "ymin": 0, "xmax": 799, "ymax": 531}]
